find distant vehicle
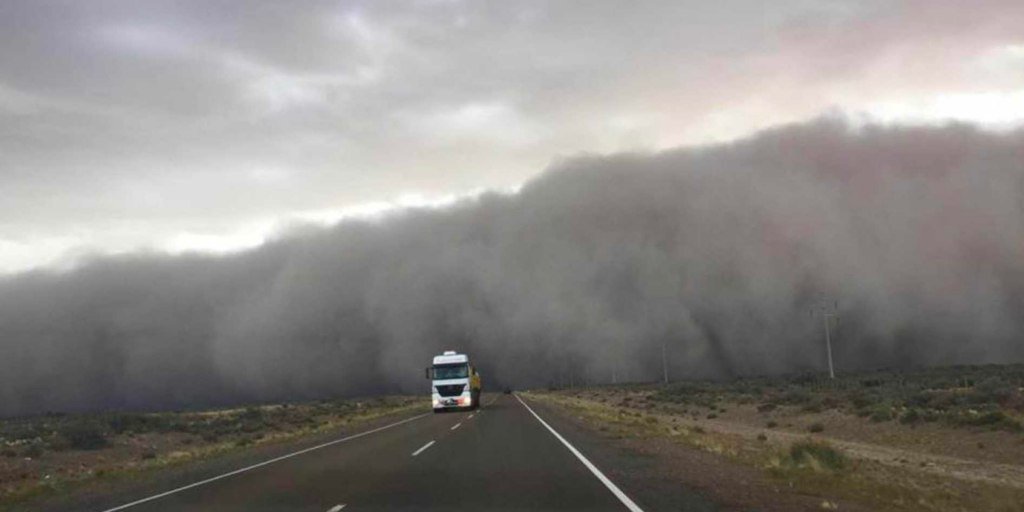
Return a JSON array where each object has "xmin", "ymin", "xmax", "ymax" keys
[{"xmin": 426, "ymin": 350, "xmax": 482, "ymax": 412}]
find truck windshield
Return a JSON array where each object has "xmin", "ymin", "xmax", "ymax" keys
[{"xmin": 433, "ymin": 363, "xmax": 469, "ymax": 379}]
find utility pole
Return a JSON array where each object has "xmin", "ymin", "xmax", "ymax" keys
[
  {"xmin": 811, "ymin": 300, "xmax": 838, "ymax": 379},
  {"xmin": 661, "ymin": 341, "xmax": 669, "ymax": 384}
]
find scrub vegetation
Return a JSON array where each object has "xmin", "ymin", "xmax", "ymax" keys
[
  {"xmin": 649, "ymin": 364, "xmax": 1024, "ymax": 433},
  {"xmin": 528, "ymin": 363, "xmax": 1024, "ymax": 512},
  {"xmin": 0, "ymin": 396, "xmax": 420, "ymax": 507}
]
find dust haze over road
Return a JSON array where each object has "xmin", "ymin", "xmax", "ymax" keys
[{"xmin": 2, "ymin": 118, "xmax": 1023, "ymax": 416}]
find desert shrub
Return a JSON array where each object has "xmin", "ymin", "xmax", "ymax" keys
[
  {"xmin": 972, "ymin": 377, "xmax": 1016, "ymax": 406},
  {"xmin": 924, "ymin": 391, "xmax": 958, "ymax": 411},
  {"xmin": 899, "ymin": 408, "xmax": 922, "ymax": 425},
  {"xmin": 955, "ymin": 410, "xmax": 1021, "ymax": 431},
  {"xmin": 235, "ymin": 435, "xmax": 257, "ymax": 447},
  {"xmin": 106, "ymin": 413, "xmax": 173, "ymax": 434},
  {"xmin": 780, "ymin": 389, "xmax": 812, "ymax": 405},
  {"xmin": 848, "ymin": 392, "xmax": 874, "ymax": 409},
  {"xmin": 240, "ymin": 419, "xmax": 268, "ymax": 433},
  {"xmin": 820, "ymin": 396, "xmax": 841, "ymax": 409},
  {"xmin": 787, "ymin": 441, "xmax": 847, "ymax": 471},
  {"xmin": 801, "ymin": 402, "xmax": 823, "ymax": 413},
  {"xmin": 23, "ymin": 443, "xmax": 44, "ymax": 458},
  {"xmin": 57, "ymin": 421, "xmax": 109, "ymax": 450},
  {"xmin": 869, "ymin": 405, "xmax": 893, "ymax": 422},
  {"xmin": 789, "ymin": 373, "xmax": 818, "ymax": 386},
  {"xmin": 906, "ymin": 391, "xmax": 932, "ymax": 408}
]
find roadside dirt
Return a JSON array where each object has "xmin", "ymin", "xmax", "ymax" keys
[
  {"xmin": 710, "ymin": 405, "xmax": 1024, "ymax": 490},
  {"xmin": 570, "ymin": 387, "xmax": 1024, "ymax": 490},
  {"xmin": 529, "ymin": 394, "xmax": 871, "ymax": 512},
  {"xmin": 531, "ymin": 389, "xmax": 1024, "ymax": 512},
  {"xmin": 0, "ymin": 397, "xmax": 422, "ymax": 511}
]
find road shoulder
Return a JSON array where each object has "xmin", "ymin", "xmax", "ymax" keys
[
  {"xmin": 523, "ymin": 392, "xmax": 875, "ymax": 512},
  {"xmin": 21, "ymin": 405, "xmax": 430, "ymax": 512},
  {"xmin": 527, "ymin": 390, "xmax": 1024, "ymax": 512},
  {"xmin": 518, "ymin": 393, "xmax": 723, "ymax": 512}
]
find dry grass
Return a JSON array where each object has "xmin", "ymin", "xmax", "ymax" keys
[
  {"xmin": 0, "ymin": 396, "xmax": 422, "ymax": 507},
  {"xmin": 528, "ymin": 387, "xmax": 1024, "ymax": 512}
]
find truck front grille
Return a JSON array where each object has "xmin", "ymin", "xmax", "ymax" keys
[{"xmin": 436, "ymin": 384, "xmax": 465, "ymax": 397}]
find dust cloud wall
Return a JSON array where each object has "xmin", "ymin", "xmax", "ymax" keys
[{"xmin": 2, "ymin": 119, "xmax": 1023, "ymax": 416}]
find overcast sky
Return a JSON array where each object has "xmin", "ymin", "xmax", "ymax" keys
[{"xmin": 2, "ymin": 0, "xmax": 1022, "ymax": 274}]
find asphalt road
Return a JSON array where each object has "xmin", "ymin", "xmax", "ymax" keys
[{"xmin": 84, "ymin": 394, "xmax": 646, "ymax": 512}]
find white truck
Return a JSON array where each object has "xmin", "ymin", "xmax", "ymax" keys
[{"xmin": 426, "ymin": 351, "xmax": 482, "ymax": 412}]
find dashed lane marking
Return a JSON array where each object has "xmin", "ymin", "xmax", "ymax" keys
[{"xmin": 412, "ymin": 440, "xmax": 436, "ymax": 457}]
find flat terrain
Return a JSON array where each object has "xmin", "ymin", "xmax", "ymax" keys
[
  {"xmin": 530, "ymin": 364, "xmax": 1024, "ymax": 512},
  {"xmin": 19, "ymin": 393, "xmax": 716, "ymax": 511},
  {"xmin": 5, "ymin": 364, "xmax": 1022, "ymax": 511}
]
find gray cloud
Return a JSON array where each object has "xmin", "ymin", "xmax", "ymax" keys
[
  {"xmin": 2, "ymin": 1, "xmax": 1023, "ymax": 272},
  {"xmin": 2, "ymin": 119, "xmax": 1023, "ymax": 416}
]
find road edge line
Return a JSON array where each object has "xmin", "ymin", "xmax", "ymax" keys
[
  {"xmin": 100, "ymin": 412, "xmax": 431, "ymax": 511},
  {"xmin": 514, "ymin": 394, "xmax": 644, "ymax": 512}
]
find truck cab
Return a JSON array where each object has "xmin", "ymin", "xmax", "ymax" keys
[{"xmin": 426, "ymin": 351, "xmax": 481, "ymax": 412}]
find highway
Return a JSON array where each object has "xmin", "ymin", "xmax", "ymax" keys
[{"xmin": 80, "ymin": 394, "xmax": 650, "ymax": 512}]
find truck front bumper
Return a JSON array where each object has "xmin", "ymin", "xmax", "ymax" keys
[{"xmin": 433, "ymin": 395, "xmax": 473, "ymax": 409}]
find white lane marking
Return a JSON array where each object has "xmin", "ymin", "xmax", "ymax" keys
[
  {"xmin": 100, "ymin": 413, "xmax": 430, "ymax": 512},
  {"xmin": 514, "ymin": 394, "xmax": 644, "ymax": 512},
  {"xmin": 327, "ymin": 505, "xmax": 347, "ymax": 512},
  {"xmin": 412, "ymin": 440, "xmax": 436, "ymax": 457},
  {"xmin": 450, "ymin": 422, "xmax": 462, "ymax": 431}
]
